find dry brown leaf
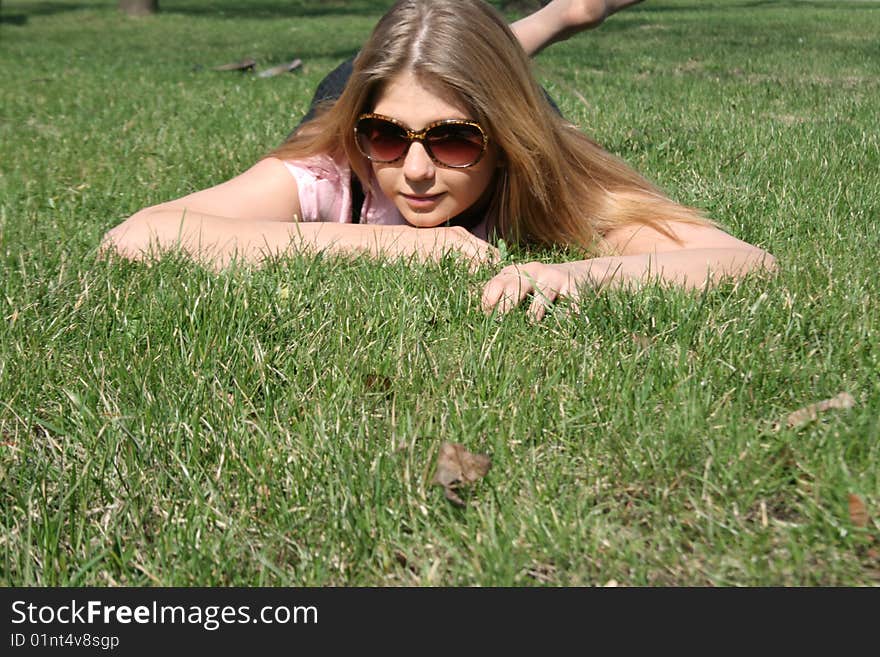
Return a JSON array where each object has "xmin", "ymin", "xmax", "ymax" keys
[
  {"xmin": 848, "ymin": 493, "xmax": 869, "ymax": 528},
  {"xmin": 432, "ymin": 441, "xmax": 491, "ymax": 485},
  {"xmin": 431, "ymin": 441, "xmax": 491, "ymax": 507},
  {"xmin": 442, "ymin": 487, "xmax": 466, "ymax": 507},
  {"xmin": 786, "ymin": 392, "xmax": 856, "ymax": 428}
]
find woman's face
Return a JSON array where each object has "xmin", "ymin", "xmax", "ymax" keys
[{"xmin": 367, "ymin": 71, "xmax": 499, "ymax": 228}]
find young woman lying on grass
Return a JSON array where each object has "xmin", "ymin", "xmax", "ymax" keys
[{"xmin": 103, "ymin": 0, "xmax": 776, "ymax": 321}]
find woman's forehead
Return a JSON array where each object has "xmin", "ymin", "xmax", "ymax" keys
[{"xmin": 371, "ymin": 71, "xmax": 474, "ymax": 126}]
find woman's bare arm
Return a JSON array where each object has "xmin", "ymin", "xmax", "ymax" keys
[
  {"xmin": 482, "ymin": 221, "xmax": 777, "ymax": 320},
  {"xmin": 589, "ymin": 219, "xmax": 776, "ymax": 286},
  {"xmin": 102, "ymin": 158, "xmax": 497, "ymax": 266}
]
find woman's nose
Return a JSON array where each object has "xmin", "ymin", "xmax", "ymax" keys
[{"xmin": 402, "ymin": 141, "xmax": 436, "ymax": 181}]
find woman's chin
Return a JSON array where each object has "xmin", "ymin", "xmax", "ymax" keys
[{"xmin": 399, "ymin": 208, "xmax": 451, "ymax": 229}]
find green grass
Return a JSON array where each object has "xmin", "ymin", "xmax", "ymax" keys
[{"xmin": 1, "ymin": 0, "xmax": 878, "ymax": 586}]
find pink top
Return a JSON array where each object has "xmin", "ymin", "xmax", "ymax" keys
[{"xmin": 282, "ymin": 153, "xmax": 490, "ymax": 240}]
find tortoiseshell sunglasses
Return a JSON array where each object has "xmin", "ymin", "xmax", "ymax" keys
[{"xmin": 354, "ymin": 113, "xmax": 489, "ymax": 168}]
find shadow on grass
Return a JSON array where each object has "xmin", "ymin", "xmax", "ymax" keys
[
  {"xmin": 5, "ymin": 0, "xmax": 877, "ymax": 22},
  {"xmin": 1, "ymin": 0, "xmax": 394, "ymax": 20},
  {"xmin": 166, "ymin": 0, "xmax": 393, "ymax": 19},
  {"xmin": 1, "ymin": 1, "xmax": 106, "ymax": 20}
]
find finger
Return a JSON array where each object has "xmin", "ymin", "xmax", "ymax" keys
[
  {"xmin": 527, "ymin": 282, "xmax": 559, "ymax": 323},
  {"xmin": 499, "ymin": 271, "xmax": 537, "ymax": 313},
  {"xmin": 481, "ymin": 281, "xmax": 512, "ymax": 315},
  {"xmin": 481, "ymin": 281, "xmax": 502, "ymax": 314},
  {"xmin": 481, "ymin": 268, "xmax": 514, "ymax": 312},
  {"xmin": 481, "ymin": 272, "xmax": 533, "ymax": 315},
  {"xmin": 482, "ymin": 263, "xmax": 546, "ymax": 314}
]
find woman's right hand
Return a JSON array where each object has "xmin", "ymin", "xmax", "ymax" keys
[{"xmin": 412, "ymin": 225, "xmax": 500, "ymax": 269}]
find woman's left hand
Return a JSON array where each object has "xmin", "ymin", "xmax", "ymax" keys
[{"xmin": 481, "ymin": 261, "xmax": 588, "ymax": 322}]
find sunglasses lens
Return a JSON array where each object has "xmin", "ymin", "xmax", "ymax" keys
[
  {"xmin": 426, "ymin": 124, "xmax": 485, "ymax": 167},
  {"xmin": 356, "ymin": 118, "xmax": 408, "ymax": 162}
]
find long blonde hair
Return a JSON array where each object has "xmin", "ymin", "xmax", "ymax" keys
[{"xmin": 269, "ymin": 0, "xmax": 708, "ymax": 251}]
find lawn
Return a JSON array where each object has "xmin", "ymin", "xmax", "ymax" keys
[{"xmin": 1, "ymin": 0, "xmax": 878, "ymax": 586}]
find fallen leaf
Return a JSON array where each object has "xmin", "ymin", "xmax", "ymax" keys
[
  {"xmin": 212, "ymin": 57, "xmax": 256, "ymax": 72},
  {"xmin": 430, "ymin": 441, "xmax": 491, "ymax": 507},
  {"xmin": 432, "ymin": 441, "xmax": 491, "ymax": 486},
  {"xmin": 441, "ymin": 486, "xmax": 466, "ymax": 507},
  {"xmin": 785, "ymin": 392, "xmax": 856, "ymax": 428},
  {"xmin": 849, "ymin": 493, "xmax": 869, "ymax": 528},
  {"xmin": 257, "ymin": 58, "xmax": 302, "ymax": 78}
]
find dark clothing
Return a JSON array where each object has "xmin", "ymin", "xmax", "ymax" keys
[{"xmin": 296, "ymin": 58, "xmax": 357, "ymax": 131}]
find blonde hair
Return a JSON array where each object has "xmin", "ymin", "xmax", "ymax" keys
[{"xmin": 269, "ymin": 0, "xmax": 709, "ymax": 251}]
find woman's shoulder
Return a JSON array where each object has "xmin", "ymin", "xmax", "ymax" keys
[
  {"xmin": 270, "ymin": 152, "xmax": 352, "ymax": 223},
  {"xmin": 277, "ymin": 151, "xmax": 351, "ymax": 183},
  {"xmin": 271, "ymin": 152, "xmax": 406, "ymax": 227}
]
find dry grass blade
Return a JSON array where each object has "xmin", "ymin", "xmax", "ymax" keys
[{"xmin": 786, "ymin": 392, "xmax": 856, "ymax": 428}]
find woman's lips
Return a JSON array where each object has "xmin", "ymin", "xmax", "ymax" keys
[{"xmin": 401, "ymin": 192, "xmax": 445, "ymax": 210}]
